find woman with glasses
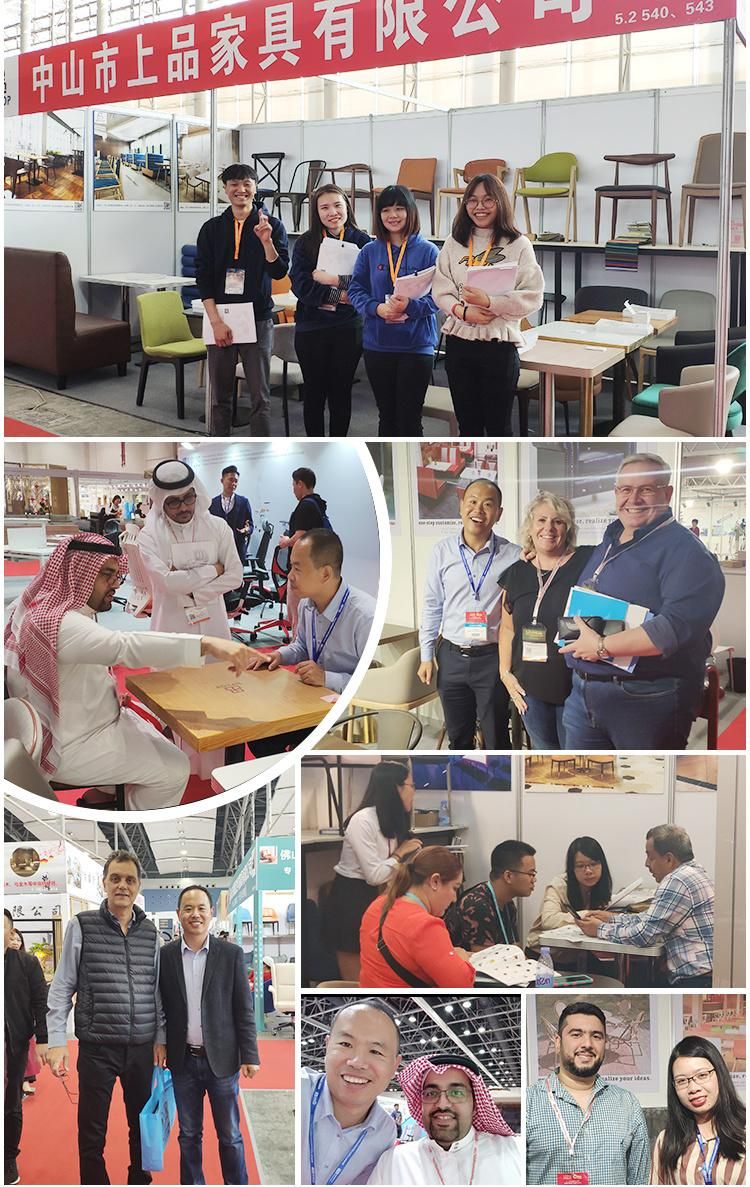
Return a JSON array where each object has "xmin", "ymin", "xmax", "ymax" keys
[
  {"xmin": 651, "ymin": 1036, "xmax": 745, "ymax": 1184},
  {"xmin": 358, "ymin": 846, "xmax": 475, "ymax": 988},
  {"xmin": 526, "ymin": 836, "xmax": 613, "ymax": 967},
  {"xmin": 321, "ymin": 760, "xmax": 423, "ymax": 982},
  {"xmin": 433, "ymin": 173, "xmax": 544, "ymax": 436},
  {"xmin": 348, "ymin": 185, "xmax": 439, "ymax": 436}
]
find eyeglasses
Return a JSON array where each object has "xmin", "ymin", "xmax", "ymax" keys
[
  {"xmin": 673, "ymin": 1068, "xmax": 716, "ymax": 1091},
  {"xmin": 422, "ymin": 1086, "xmax": 470, "ymax": 1102},
  {"xmin": 574, "ymin": 861, "xmax": 602, "ymax": 872},
  {"xmin": 466, "ymin": 197, "xmax": 498, "ymax": 209},
  {"xmin": 99, "ymin": 570, "xmax": 124, "ymax": 587},
  {"xmin": 164, "ymin": 492, "xmax": 197, "ymax": 511},
  {"xmin": 509, "ymin": 868, "xmax": 537, "ymax": 878},
  {"xmin": 614, "ymin": 484, "xmax": 667, "ymax": 498}
]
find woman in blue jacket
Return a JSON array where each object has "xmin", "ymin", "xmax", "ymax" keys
[
  {"xmin": 290, "ymin": 184, "xmax": 371, "ymax": 436},
  {"xmin": 349, "ymin": 185, "xmax": 439, "ymax": 436}
]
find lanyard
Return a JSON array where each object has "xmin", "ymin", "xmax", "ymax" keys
[
  {"xmin": 459, "ymin": 535, "xmax": 496, "ymax": 602},
  {"xmin": 696, "ymin": 1132, "xmax": 720, "ymax": 1185},
  {"xmin": 545, "ymin": 1078, "xmax": 595, "ymax": 1159},
  {"xmin": 429, "ymin": 1132, "xmax": 479, "ymax": 1186},
  {"xmin": 308, "ymin": 1078, "xmax": 369, "ymax": 1185},
  {"xmin": 311, "ymin": 587, "xmax": 350, "ymax": 664},
  {"xmin": 587, "ymin": 515, "xmax": 675, "ymax": 588},
  {"xmin": 531, "ymin": 556, "xmax": 566, "ymax": 623},
  {"xmin": 387, "ymin": 240, "xmax": 408, "ymax": 284},
  {"xmin": 233, "ymin": 218, "xmax": 246, "ymax": 261},
  {"xmin": 486, "ymin": 881, "xmax": 511, "ymax": 945},
  {"xmin": 404, "ymin": 892, "xmax": 428, "ymax": 910},
  {"xmin": 468, "ymin": 236, "xmax": 494, "ymax": 267}
]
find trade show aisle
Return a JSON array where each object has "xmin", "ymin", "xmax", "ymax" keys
[{"xmin": 17, "ymin": 1036, "xmax": 293, "ymax": 1185}]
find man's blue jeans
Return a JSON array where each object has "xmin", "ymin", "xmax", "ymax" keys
[
  {"xmin": 171, "ymin": 1054, "xmax": 247, "ymax": 1186},
  {"xmin": 562, "ymin": 672, "xmax": 698, "ymax": 749}
]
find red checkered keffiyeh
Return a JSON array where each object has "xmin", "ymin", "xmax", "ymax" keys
[
  {"xmin": 4, "ymin": 534, "xmax": 128, "ymax": 774},
  {"xmin": 399, "ymin": 1056, "xmax": 515, "ymax": 1136}
]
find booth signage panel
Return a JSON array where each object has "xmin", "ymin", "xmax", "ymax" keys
[
  {"xmin": 9, "ymin": 0, "xmax": 737, "ymax": 116},
  {"xmin": 228, "ymin": 844, "xmax": 257, "ymax": 912},
  {"xmin": 257, "ymin": 836, "xmax": 295, "ymax": 891},
  {"xmin": 4, "ymin": 841, "xmax": 66, "ymax": 894},
  {"xmin": 66, "ymin": 842, "xmax": 104, "ymax": 904}
]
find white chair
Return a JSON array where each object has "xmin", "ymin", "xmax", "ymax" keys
[
  {"xmin": 319, "ymin": 708, "xmax": 423, "ymax": 750},
  {"xmin": 637, "ymin": 288, "xmax": 716, "ymax": 387},
  {"xmin": 266, "ymin": 956, "xmax": 295, "ymax": 1031},
  {"xmin": 610, "ymin": 364, "xmax": 739, "ymax": 438},
  {"xmin": 351, "ymin": 645, "xmax": 438, "ymax": 712},
  {"xmin": 423, "ymin": 385, "xmax": 458, "ymax": 436},
  {"xmin": 122, "ymin": 540, "xmax": 153, "ymax": 617}
]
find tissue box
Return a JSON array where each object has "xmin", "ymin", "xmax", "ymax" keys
[{"xmin": 414, "ymin": 809, "xmax": 440, "ymax": 828}]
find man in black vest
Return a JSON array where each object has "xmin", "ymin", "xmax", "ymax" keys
[
  {"xmin": 5, "ymin": 909, "xmax": 49, "ymax": 1187},
  {"xmin": 46, "ymin": 851, "xmax": 163, "ymax": 1185},
  {"xmin": 209, "ymin": 465, "xmax": 254, "ymax": 566},
  {"xmin": 157, "ymin": 885, "xmax": 259, "ymax": 1185}
]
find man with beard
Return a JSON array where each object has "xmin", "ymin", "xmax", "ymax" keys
[
  {"xmin": 526, "ymin": 1002, "xmax": 650, "ymax": 1184},
  {"xmin": 368, "ymin": 1053, "xmax": 523, "ymax": 1184}
]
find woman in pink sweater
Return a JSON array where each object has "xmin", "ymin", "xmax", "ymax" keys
[{"xmin": 359, "ymin": 846, "xmax": 476, "ymax": 989}]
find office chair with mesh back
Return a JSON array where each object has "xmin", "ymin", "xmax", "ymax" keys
[
  {"xmin": 232, "ymin": 544, "xmax": 292, "ymax": 644},
  {"xmin": 227, "ymin": 522, "xmax": 274, "ymax": 621}
]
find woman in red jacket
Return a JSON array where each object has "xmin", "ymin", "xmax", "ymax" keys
[{"xmin": 359, "ymin": 847, "xmax": 476, "ymax": 989}]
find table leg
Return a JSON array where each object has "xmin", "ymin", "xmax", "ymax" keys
[
  {"xmin": 541, "ymin": 371, "xmax": 555, "ymax": 436},
  {"xmin": 581, "ymin": 377, "xmax": 594, "ymax": 436},
  {"xmin": 554, "ymin": 249, "xmax": 563, "ymax": 320},
  {"xmin": 121, "ymin": 285, "xmax": 130, "ymax": 325},
  {"xmin": 612, "ymin": 360, "xmax": 626, "ymax": 428},
  {"xmin": 224, "ymin": 742, "xmax": 246, "ymax": 765},
  {"xmin": 574, "ymin": 249, "xmax": 582, "ymax": 299}
]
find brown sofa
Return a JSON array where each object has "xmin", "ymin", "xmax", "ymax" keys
[{"xmin": 4, "ymin": 247, "xmax": 131, "ymax": 389}]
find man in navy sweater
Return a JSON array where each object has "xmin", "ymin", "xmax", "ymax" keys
[{"xmin": 196, "ymin": 164, "xmax": 289, "ymax": 436}]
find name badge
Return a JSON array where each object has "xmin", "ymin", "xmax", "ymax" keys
[
  {"xmin": 557, "ymin": 1176, "xmax": 589, "ymax": 1185},
  {"xmin": 225, "ymin": 267, "xmax": 245, "ymax": 295},
  {"xmin": 185, "ymin": 605, "xmax": 211, "ymax": 626},
  {"xmin": 464, "ymin": 610, "xmax": 488, "ymax": 642},
  {"xmin": 522, "ymin": 622, "xmax": 548, "ymax": 662}
]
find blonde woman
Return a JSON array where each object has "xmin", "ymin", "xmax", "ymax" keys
[{"xmin": 498, "ymin": 492, "xmax": 594, "ymax": 749}]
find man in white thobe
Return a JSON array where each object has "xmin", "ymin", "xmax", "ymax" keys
[
  {"xmin": 138, "ymin": 458, "xmax": 243, "ymax": 639},
  {"xmin": 367, "ymin": 1054, "xmax": 524, "ymax": 1186},
  {"xmin": 4, "ymin": 534, "xmax": 255, "ymax": 811}
]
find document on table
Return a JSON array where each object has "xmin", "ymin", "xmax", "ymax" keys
[
  {"xmin": 556, "ymin": 585, "xmax": 653, "ymax": 673},
  {"xmin": 540, "ymin": 925, "xmax": 586, "ymax": 943},
  {"xmin": 393, "ymin": 265, "xmax": 436, "ymax": 299},
  {"xmin": 608, "ymin": 878, "xmax": 655, "ymax": 909},
  {"xmin": 202, "ymin": 302, "xmax": 256, "ymax": 344},
  {"xmin": 465, "ymin": 261, "xmax": 518, "ymax": 293},
  {"xmin": 469, "ymin": 944, "xmax": 542, "ymax": 985},
  {"xmin": 624, "ymin": 301, "xmax": 676, "ymax": 321},
  {"xmin": 595, "ymin": 318, "xmax": 652, "ymax": 337}
]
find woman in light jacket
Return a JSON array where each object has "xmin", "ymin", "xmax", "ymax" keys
[{"xmin": 433, "ymin": 172, "xmax": 544, "ymax": 436}]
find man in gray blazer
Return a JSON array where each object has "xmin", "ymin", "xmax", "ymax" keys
[{"xmin": 157, "ymin": 886, "xmax": 260, "ymax": 1185}]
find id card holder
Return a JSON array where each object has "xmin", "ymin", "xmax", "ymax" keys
[
  {"xmin": 464, "ymin": 610, "xmax": 488, "ymax": 642},
  {"xmin": 224, "ymin": 267, "xmax": 245, "ymax": 295},
  {"xmin": 522, "ymin": 623, "xmax": 548, "ymax": 662},
  {"xmin": 185, "ymin": 604, "xmax": 211, "ymax": 626},
  {"xmin": 557, "ymin": 1175, "xmax": 589, "ymax": 1185}
]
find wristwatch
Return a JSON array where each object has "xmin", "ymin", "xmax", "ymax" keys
[{"xmin": 595, "ymin": 635, "xmax": 612, "ymax": 660}]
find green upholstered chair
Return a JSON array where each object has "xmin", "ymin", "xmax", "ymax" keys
[
  {"xmin": 632, "ymin": 341, "xmax": 745, "ymax": 433},
  {"xmin": 136, "ymin": 290, "xmax": 206, "ymax": 419},
  {"xmin": 512, "ymin": 152, "xmax": 578, "ymax": 241}
]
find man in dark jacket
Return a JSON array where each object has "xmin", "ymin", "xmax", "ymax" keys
[
  {"xmin": 196, "ymin": 163, "xmax": 289, "ymax": 437},
  {"xmin": 157, "ymin": 885, "xmax": 259, "ymax": 1185},
  {"xmin": 209, "ymin": 465, "xmax": 254, "ymax": 566},
  {"xmin": 279, "ymin": 467, "xmax": 332, "ymax": 631},
  {"xmin": 45, "ymin": 851, "xmax": 164, "ymax": 1185},
  {"xmin": 4, "ymin": 909, "xmax": 48, "ymax": 1187}
]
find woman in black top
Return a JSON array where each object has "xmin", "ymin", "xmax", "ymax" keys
[
  {"xmin": 498, "ymin": 491, "xmax": 594, "ymax": 750},
  {"xmin": 290, "ymin": 184, "xmax": 371, "ymax": 437}
]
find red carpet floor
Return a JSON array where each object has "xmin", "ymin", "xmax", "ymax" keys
[
  {"xmin": 5, "ymin": 417, "xmax": 57, "ymax": 436},
  {"xmin": 718, "ymin": 709, "xmax": 746, "ymax": 749},
  {"xmin": 17, "ymin": 1036, "xmax": 293, "ymax": 1185}
]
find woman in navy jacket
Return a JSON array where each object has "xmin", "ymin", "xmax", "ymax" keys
[
  {"xmin": 290, "ymin": 184, "xmax": 371, "ymax": 436},
  {"xmin": 348, "ymin": 185, "xmax": 439, "ymax": 436}
]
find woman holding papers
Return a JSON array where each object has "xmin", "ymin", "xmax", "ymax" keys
[
  {"xmin": 498, "ymin": 492, "xmax": 594, "ymax": 750},
  {"xmin": 526, "ymin": 836, "xmax": 613, "ymax": 966},
  {"xmin": 651, "ymin": 1035, "xmax": 746, "ymax": 1184},
  {"xmin": 290, "ymin": 184, "xmax": 371, "ymax": 436},
  {"xmin": 348, "ymin": 185, "xmax": 439, "ymax": 436},
  {"xmin": 358, "ymin": 846, "xmax": 476, "ymax": 989},
  {"xmin": 433, "ymin": 173, "xmax": 544, "ymax": 435}
]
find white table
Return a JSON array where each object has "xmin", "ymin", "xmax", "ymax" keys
[
  {"xmin": 519, "ymin": 338, "xmax": 625, "ymax": 436},
  {"xmin": 538, "ymin": 929, "xmax": 663, "ymax": 984},
  {"xmin": 81, "ymin": 273, "xmax": 195, "ymax": 323}
]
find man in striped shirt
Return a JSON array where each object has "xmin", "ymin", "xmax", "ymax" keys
[
  {"xmin": 526, "ymin": 1001, "xmax": 650, "ymax": 1185},
  {"xmin": 576, "ymin": 825, "xmax": 714, "ymax": 987}
]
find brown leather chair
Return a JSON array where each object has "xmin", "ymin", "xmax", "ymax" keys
[
  {"xmin": 4, "ymin": 247, "xmax": 131, "ymax": 389},
  {"xmin": 437, "ymin": 158, "xmax": 507, "ymax": 236},
  {"xmin": 594, "ymin": 153, "xmax": 675, "ymax": 244},
  {"xmin": 679, "ymin": 132, "xmax": 746, "ymax": 246}
]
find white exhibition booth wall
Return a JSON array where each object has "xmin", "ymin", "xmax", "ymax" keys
[
  {"xmin": 5, "ymin": 81, "xmax": 746, "ymax": 328},
  {"xmin": 301, "ymin": 753, "xmax": 745, "ymax": 985}
]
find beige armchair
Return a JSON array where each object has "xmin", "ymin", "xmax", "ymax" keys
[{"xmin": 609, "ymin": 364, "xmax": 739, "ymax": 437}]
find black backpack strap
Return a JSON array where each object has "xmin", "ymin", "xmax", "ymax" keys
[{"xmin": 376, "ymin": 919, "xmax": 431, "ymax": 989}]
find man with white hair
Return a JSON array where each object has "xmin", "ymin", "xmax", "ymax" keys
[
  {"xmin": 560, "ymin": 452, "xmax": 725, "ymax": 749},
  {"xmin": 138, "ymin": 459, "xmax": 243, "ymax": 638},
  {"xmin": 4, "ymin": 534, "xmax": 254, "ymax": 810},
  {"xmin": 367, "ymin": 1052, "xmax": 524, "ymax": 1184}
]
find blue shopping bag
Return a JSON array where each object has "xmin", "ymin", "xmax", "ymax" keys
[{"xmin": 140, "ymin": 1067, "xmax": 177, "ymax": 1172}]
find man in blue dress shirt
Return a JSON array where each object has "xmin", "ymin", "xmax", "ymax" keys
[
  {"xmin": 301, "ymin": 998, "xmax": 401, "ymax": 1185},
  {"xmin": 417, "ymin": 479, "xmax": 520, "ymax": 749}
]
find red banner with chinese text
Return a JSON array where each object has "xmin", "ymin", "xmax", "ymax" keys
[{"xmin": 7, "ymin": 0, "xmax": 737, "ymax": 117}]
